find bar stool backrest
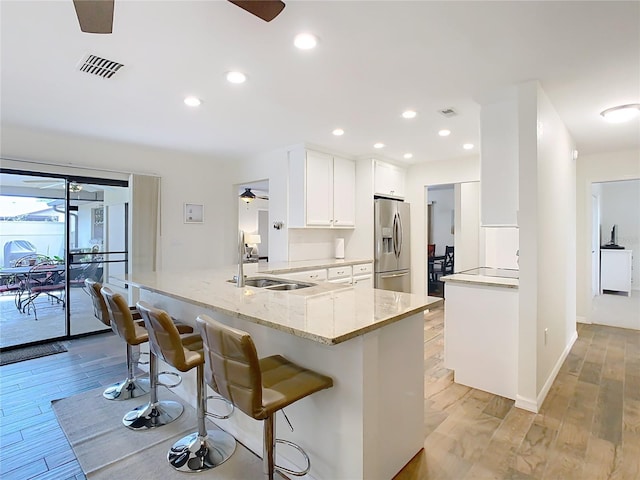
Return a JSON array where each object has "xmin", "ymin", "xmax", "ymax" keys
[
  {"xmin": 196, "ymin": 314, "xmax": 264, "ymax": 420},
  {"xmin": 85, "ymin": 279, "xmax": 110, "ymax": 327},
  {"xmin": 136, "ymin": 301, "xmax": 198, "ymax": 372},
  {"xmin": 101, "ymin": 286, "xmax": 142, "ymax": 343}
]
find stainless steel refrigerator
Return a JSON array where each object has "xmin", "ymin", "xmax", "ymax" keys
[{"xmin": 374, "ymin": 198, "xmax": 411, "ymax": 292}]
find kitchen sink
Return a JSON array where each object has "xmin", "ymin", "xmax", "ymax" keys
[{"xmin": 227, "ymin": 277, "xmax": 314, "ymax": 290}]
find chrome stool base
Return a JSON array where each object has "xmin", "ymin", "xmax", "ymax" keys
[
  {"xmin": 103, "ymin": 377, "xmax": 150, "ymax": 401},
  {"xmin": 123, "ymin": 400, "xmax": 183, "ymax": 430},
  {"xmin": 168, "ymin": 430, "xmax": 236, "ymax": 472}
]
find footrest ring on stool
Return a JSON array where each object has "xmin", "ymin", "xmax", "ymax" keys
[
  {"xmin": 205, "ymin": 394, "xmax": 235, "ymax": 420},
  {"xmin": 157, "ymin": 371, "xmax": 182, "ymax": 389},
  {"xmin": 275, "ymin": 439, "xmax": 311, "ymax": 477}
]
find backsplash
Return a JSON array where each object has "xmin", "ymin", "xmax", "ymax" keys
[{"xmin": 289, "ymin": 229, "xmax": 352, "ymax": 261}]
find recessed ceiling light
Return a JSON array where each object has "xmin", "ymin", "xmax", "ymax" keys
[
  {"xmin": 463, "ymin": 143, "xmax": 474, "ymax": 150},
  {"xmin": 438, "ymin": 129, "xmax": 451, "ymax": 137},
  {"xmin": 184, "ymin": 96, "xmax": 202, "ymax": 107},
  {"xmin": 403, "ymin": 153, "xmax": 413, "ymax": 159},
  {"xmin": 402, "ymin": 110, "xmax": 417, "ymax": 119},
  {"xmin": 332, "ymin": 128, "xmax": 344, "ymax": 136},
  {"xmin": 600, "ymin": 103, "xmax": 640, "ymax": 123},
  {"xmin": 373, "ymin": 143, "xmax": 385, "ymax": 149},
  {"xmin": 226, "ymin": 71, "xmax": 247, "ymax": 84},
  {"xmin": 294, "ymin": 33, "xmax": 318, "ymax": 50}
]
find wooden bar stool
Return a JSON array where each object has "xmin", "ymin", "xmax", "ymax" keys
[
  {"xmin": 85, "ymin": 279, "xmax": 150, "ymax": 400},
  {"xmin": 101, "ymin": 288, "xmax": 190, "ymax": 429},
  {"xmin": 196, "ymin": 314, "xmax": 333, "ymax": 480},
  {"xmin": 136, "ymin": 301, "xmax": 237, "ymax": 472}
]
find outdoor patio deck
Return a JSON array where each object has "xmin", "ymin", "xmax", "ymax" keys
[{"xmin": 0, "ymin": 286, "xmax": 109, "ymax": 349}]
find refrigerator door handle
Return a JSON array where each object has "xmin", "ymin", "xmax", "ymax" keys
[
  {"xmin": 396, "ymin": 212, "xmax": 403, "ymax": 258},
  {"xmin": 379, "ymin": 271, "xmax": 410, "ymax": 279},
  {"xmin": 392, "ymin": 213, "xmax": 398, "ymax": 257}
]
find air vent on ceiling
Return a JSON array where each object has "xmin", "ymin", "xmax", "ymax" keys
[
  {"xmin": 78, "ymin": 54, "xmax": 124, "ymax": 79},
  {"xmin": 438, "ymin": 107, "xmax": 458, "ymax": 118}
]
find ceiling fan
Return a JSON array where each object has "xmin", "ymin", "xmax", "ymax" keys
[
  {"xmin": 22, "ymin": 179, "xmax": 89, "ymax": 192},
  {"xmin": 73, "ymin": 0, "xmax": 286, "ymax": 34}
]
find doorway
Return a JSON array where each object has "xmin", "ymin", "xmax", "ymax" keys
[
  {"xmin": 589, "ymin": 179, "xmax": 640, "ymax": 330},
  {"xmin": 0, "ymin": 170, "xmax": 129, "ymax": 349},
  {"xmin": 237, "ymin": 179, "xmax": 269, "ymax": 264},
  {"xmin": 426, "ymin": 184, "xmax": 455, "ymax": 297}
]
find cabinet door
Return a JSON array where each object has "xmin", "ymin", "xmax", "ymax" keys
[
  {"xmin": 374, "ymin": 160, "xmax": 405, "ymax": 199},
  {"xmin": 332, "ymin": 156, "xmax": 355, "ymax": 227},
  {"xmin": 306, "ymin": 151, "xmax": 333, "ymax": 226}
]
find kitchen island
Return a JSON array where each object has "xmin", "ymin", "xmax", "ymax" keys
[
  {"xmin": 441, "ymin": 268, "xmax": 520, "ymax": 402},
  {"xmin": 123, "ymin": 267, "xmax": 442, "ymax": 480}
]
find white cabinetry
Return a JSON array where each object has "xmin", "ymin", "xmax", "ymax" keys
[
  {"xmin": 274, "ymin": 262, "xmax": 373, "ymax": 287},
  {"xmin": 374, "ymin": 160, "xmax": 405, "ymax": 199},
  {"xmin": 601, "ymin": 249, "xmax": 633, "ymax": 296},
  {"xmin": 328, "ymin": 266, "xmax": 352, "ymax": 284},
  {"xmin": 281, "ymin": 268, "xmax": 328, "ymax": 283},
  {"xmin": 289, "ymin": 149, "xmax": 355, "ymax": 228}
]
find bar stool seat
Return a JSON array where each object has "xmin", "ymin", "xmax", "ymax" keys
[
  {"xmin": 137, "ymin": 301, "xmax": 236, "ymax": 472},
  {"xmin": 196, "ymin": 314, "xmax": 333, "ymax": 480},
  {"xmin": 85, "ymin": 279, "xmax": 150, "ymax": 400}
]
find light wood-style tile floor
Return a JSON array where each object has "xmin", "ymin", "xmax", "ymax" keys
[
  {"xmin": 395, "ymin": 304, "xmax": 640, "ymax": 480},
  {"xmin": 1, "ymin": 306, "xmax": 639, "ymax": 479}
]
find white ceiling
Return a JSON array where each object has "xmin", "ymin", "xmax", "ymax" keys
[{"xmin": 1, "ymin": 1, "xmax": 638, "ymax": 164}]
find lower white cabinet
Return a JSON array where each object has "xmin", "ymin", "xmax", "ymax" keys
[
  {"xmin": 282, "ymin": 269, "xmax": 328, "ymax": 283},
  {"xmin": 275, "ymin": 262, "xmax": 373, "ymax": 287},
  {"xmin": 601, "ymin": 249, "xmax": 633, "ymax": 296}
]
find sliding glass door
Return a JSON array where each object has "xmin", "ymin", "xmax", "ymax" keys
[{"xmin": 0, "ymin": 170, "xmax": 129, "ymax": 349}]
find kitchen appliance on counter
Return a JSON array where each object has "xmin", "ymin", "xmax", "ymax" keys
[{"xmin": 374, "ymin": 198, "xmax": 411, "ymax": 292}]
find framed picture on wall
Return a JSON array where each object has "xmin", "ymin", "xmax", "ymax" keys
[{"xmin": 184, "ymin": 203, "xmax": 204, "ymax": 224}]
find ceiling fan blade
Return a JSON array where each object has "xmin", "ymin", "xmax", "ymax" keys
[
  {"xmin": 228, "ymin": 0, "xmax": 285, "ymax": 22},
  {"xmin": 73, "ymin": 0, "xmax": 114, "ymax": 34}
]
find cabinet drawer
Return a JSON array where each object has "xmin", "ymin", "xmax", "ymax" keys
[
  {"xmin": 328, "ymin": 266, "xmax": 352, "ymax": 280},
  {"xmin": 352, "ymin": 263, "xmax": 373, "ymax": 275},
  {"xmin": 284, "ymin": 269, "xmax": 328, "ymax": 282}
]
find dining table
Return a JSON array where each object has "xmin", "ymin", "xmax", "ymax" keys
[{"xmin": 0, "ymin": 264, "xmax": 66, "ymax": 314}]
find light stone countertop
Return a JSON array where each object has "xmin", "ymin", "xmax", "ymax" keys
[
  {"xmin": 441, "ymin": 267, "xmax": 519, "ymax": 289},
  {"xmin": 249, "ymin": 258, "xmax": 373, "ymax": 275},
  {"xmin": 123, "ymin": 266, "xmax": 442, "ymax": 345}
]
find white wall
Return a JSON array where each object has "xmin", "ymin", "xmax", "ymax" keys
[
  {"xmin": 600, "ymin": 179, "xmax": 640, "ymax": 288},
  {"xmin": 406, "ymin": 155, "xmax": 480, "ymax": 294},
  {"xmin": 531, "ymin": 83, "xmax": 576, "ymax": 400},
  {"xmin": 576, "ymin": 149, "xmax": 640, "ymax": 322},
  {"xmin": 454, "ymin": 182, "xmax": 480, "ymax": 272},
  {"xmin": 1, "ymin": 124, "xmax": 238, "ymax": 271},
  {"xmin": 427, "ymin": 186, "xmax": 454, "ymax": 257},
  {"xmin": 238, "ymin": 197, "xmax": 268, "ymax": 236}
]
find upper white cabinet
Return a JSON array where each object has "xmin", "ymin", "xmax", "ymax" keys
[
  {"xmin": 289, "ymin": 149, "xmax": 355, "ymax": 228},
  {"xmin": 374, "ymin": 160, "xmax": 405, "ymax": 199}
]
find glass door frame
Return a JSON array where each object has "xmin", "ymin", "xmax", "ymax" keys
[{"xmin": 0, "ymin": 168, "xmax": 129, "ymax": 349}]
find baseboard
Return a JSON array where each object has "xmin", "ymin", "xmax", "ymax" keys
[
  {"xmin": 576, "ymin": 315, "xmax": 590, "ymax": 324},
  {"xmin": 515, "ymin": 395, "xmax": 538, "ymax": 413},
  {"xmin": 535, "ymin": 330, "xmax": 578, "ymax": 410}
]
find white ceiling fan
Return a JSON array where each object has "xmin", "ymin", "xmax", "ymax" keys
[{"xmin": 22, "ymin": 179, "xmax": 87, "ymax": 192}]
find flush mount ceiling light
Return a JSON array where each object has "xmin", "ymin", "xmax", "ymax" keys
[
  {"xmin": 600, "ymin": 103, "xmax": 640, "ymax": 123},
  {"xmin": 463, "ymin": 143, "xmax": 474, "ymax": 150},
  {"xmin": 226, "ymin": 71, "xmax": 247, "ymax": 84},
  {"xmin": 373, "ymin": 143, "xmax": 385, "ymax": 149},
  {"xmin": 184, "ymin": 96, "xmax": 202, "ymax": 107},
  {"xmin": 240, "ymin": 188, "xmax": 256, "ymax": 203},
  {"xmin": 294, "ymin": 33, "xmax": 318, "ymax": 50},
  {"xmin": 332, "ymin": 128, "xmax": 344, "ymax": 136},
  {"xmin": 403, "ymin": 153, "xmax": 413, "ymax": 159},
  {"xmin": 402, "ymin": 110, "xmax": 417, "ymax": 119},
  {"xmin": 438, "ymin": 129, "xmax": 451, "ymax": 137}
]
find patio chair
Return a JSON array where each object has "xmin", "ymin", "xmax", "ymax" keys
[{"xmin": 21, "ymin": 263, "xmax": 66, "ymax": 320}]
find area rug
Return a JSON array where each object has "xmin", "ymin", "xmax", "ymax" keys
[
  {"xmin": 0, "ymin": 342, "xmax": 67, "ymax": 366},
  {"xmin": 52, "ymin": 386, "xmax": 263, "ymax": 479}
]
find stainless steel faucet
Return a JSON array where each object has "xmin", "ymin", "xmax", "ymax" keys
[{"xmin": 237, "ymin": 229, "xmax": 245, "ymax": 287}]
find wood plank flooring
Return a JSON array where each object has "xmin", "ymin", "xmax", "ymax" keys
[
  {"xmin": 1, "ymin": 307, "xmax": 638, "ymax": 479},
  {"xmin": 394, "ymin": 305, "xmax": 640, "ymax": 480}
]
